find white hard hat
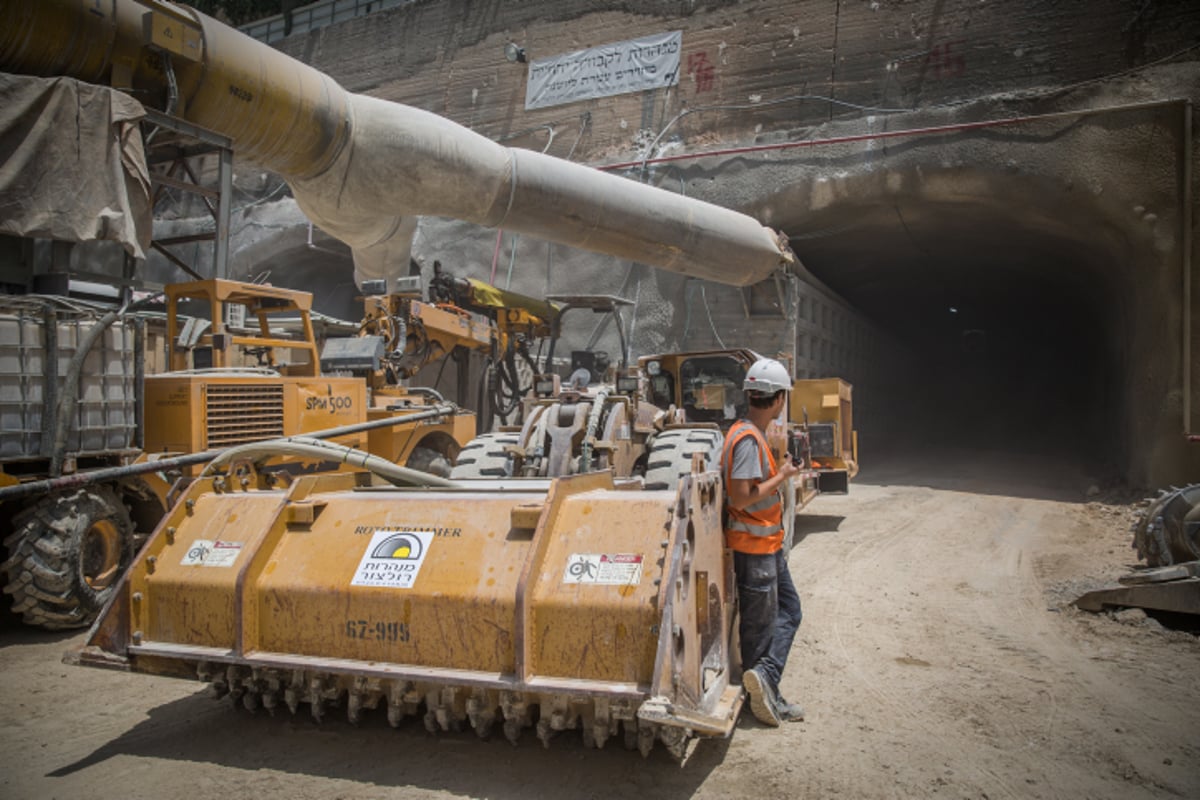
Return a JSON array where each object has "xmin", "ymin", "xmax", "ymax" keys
[{"xmin": 743, "ymin": 358, "xmax": 791, "ymax": 396}]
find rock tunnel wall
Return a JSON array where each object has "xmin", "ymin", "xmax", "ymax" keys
[
  {"xmin": 156, "ymin": 0, "xmax": 1200, "ymax": 485},
  {"xmin": 268, "ymin": 0, "xmax": 1197, "ymax": 163}
]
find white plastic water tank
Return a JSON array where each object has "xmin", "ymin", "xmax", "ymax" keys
[{"xmin": 0, "ymin": 303, "xmax": 137, "ymax": 464}]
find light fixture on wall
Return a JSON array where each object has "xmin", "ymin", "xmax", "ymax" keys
[{"xmin": 504, "ymin": 41, "xmax": 527, "ymax": 63}]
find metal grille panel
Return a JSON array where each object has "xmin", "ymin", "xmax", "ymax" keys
[{"xmin": 205, "ymin": 384, "xmax": 285, "ymax": 448}]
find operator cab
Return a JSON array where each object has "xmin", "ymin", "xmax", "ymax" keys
[
  {"xmin": 677, "ymin": 354, "xmax": 748, "ymax": 424},
  {"xmin": 641, "ymin": 350, "xmax": 757, "ymax": 428}
]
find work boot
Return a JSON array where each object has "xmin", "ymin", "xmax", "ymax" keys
[
  {"xmin": 776, "ymin": 694, "xmax": 805, "ymax": 722},
  {"xmin": 742, "ymin": 667, "xmax": 781, "ymax": 727}
]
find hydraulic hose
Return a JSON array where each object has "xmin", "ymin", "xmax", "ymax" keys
[
  {"xmin": 199, "ymin": 436, "xmax": 459, "ymax": 488},
  {"xmin": 0, "ymin": 403, "xmax": 460, "ymax": 503},
  {"xmin": 578, "ymin": 386, "xmax": 611, "ymax": 472}
]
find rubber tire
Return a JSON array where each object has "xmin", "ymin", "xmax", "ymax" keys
[
  {"xmin": 2, "ymin": 487, "xmax": 133, "ymax": 630},
  {"xmin": 405, "ymin": 445, "xmax": 453, "ymax": 478},
  {"xmin": 643, "ymin": 429, "xmax": 724, "ymax": 492},
  {"xmin": 449, "ymin": 432, "xmax": 521, "ymax": 479}
]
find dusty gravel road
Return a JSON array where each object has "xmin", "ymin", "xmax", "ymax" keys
[{"xmin": 1, "ymin": 448, "xmax": 1197, "ymax": 800}]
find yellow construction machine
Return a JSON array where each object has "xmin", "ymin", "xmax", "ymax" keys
[
  {"xmin": 72, "ymin": 342, "xmax": 856, "ymax": 759},
  {"xmin": 3, "ymin": 0, "xmax": 853, "ymax": 759},
  {"xmin": 455, "ymin": 347, "xmax": 858, "ymax": 503},
  {"xmin": 639, "ymin": 350, "xmax": 857, "ymax": 494},
  {"xmin": 0, "ymin": 293, "xmax": 170, "ymax": 630},
  {"xmin": 449, "ymin": 293, "xmax": 646, "ymax": 481},
  {"xmin": 638, "ymin": 349, "xmax": 857, "ymax": 549},
  {"xmin": 425, "ymin": 266, "xmax": 558, "ymax": 427},
  {"xmin": 327, "ymin": 268, "xmax": 573, "ymax": 434},
  {"xmin": 789, "ymin": 377, "xmax": 858, "ymax": 493},
  {"xmin": 0, "ymin": 277, "xmax": 476, "ymax": 631},
  {"xmin": 146, "ymin": 278, "xmax": 476, "ymax": 477}
]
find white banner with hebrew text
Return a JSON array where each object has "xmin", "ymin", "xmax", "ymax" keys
[{"xmin": 525, "ymin": 31, "xmax": 681, "ymax": 110}]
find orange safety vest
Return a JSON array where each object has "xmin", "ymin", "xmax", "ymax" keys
[{"xmin": 721, "ymin": 420, "xmax": 784, "ymax": 554}]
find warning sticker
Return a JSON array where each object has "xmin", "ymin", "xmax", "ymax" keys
[
  {"xmin": 562, "ymin": 553, "xmax": 643, "ymax": 586},
  {"xmin": 180, "ymin": 540, "xmax": 243, "ymax": 568},
  {"xmin": 351, "ymin": 529, "xmax": 434, "ymax": 589}
]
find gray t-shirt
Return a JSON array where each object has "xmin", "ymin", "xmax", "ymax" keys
[{"xmin": 729, "ymin": 434, "xmax": 764, "ymax": 481}]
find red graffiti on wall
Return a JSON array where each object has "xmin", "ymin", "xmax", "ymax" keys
[
  {"xmin": 924, "ymin": 40, "xmax": 966, "ymax": 79},
  {"xmin": 687, "ymin": 52, "xmax": 715, "ymax": 92}
]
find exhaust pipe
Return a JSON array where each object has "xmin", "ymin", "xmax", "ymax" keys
[{"xmin": 0, "ymin": 0, "xmax": 792, "ymax": 288}]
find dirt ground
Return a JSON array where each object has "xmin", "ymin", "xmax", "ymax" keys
[{"xmin": 1, "ymin": 448, "xmax": 1197, "ymax": 800}]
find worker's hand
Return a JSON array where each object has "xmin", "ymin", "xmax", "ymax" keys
[{"xmin": 778, "ymin": 458, "xmax": 802, "ymax": 479}]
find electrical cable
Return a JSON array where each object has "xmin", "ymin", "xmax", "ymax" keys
[
  {"xmin": 504, "ymin": 234, "xmax": 519, "ymax": 289},
  {"xmin": 635, "ymin": 92, "xmax": 914, "ymax": 174},
  {"xmin": 680, "ymin": 279, "xmax": 693, "ymax": 346},
  {"xmin": 565, "ymin": 112, "xmax": 591, "ymax": 161},
  {"xmin": 496, "ymin": 123, "xmax": 556, "ymax": 151},
  {"xmin": 431, "ymin": 345, "xmax": 452, "ymax": 391},
  {"xmin": 700, "ymin": 283, "xmax": 727, "ymax": 349}
]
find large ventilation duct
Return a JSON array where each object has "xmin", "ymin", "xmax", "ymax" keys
[{"xmin": 0, "ymin": 0, "xmax": 792, "ymax": 288}]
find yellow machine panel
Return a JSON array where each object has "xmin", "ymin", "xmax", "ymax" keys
[
  {"xmin": 143, "ymin": 374, "xmax": 367, "ymax": 456},
  {"xmin": 364, "ymin": 398, "xmax": 477, "ymax": 474},
  {"xmin": 790, "ymin": 377, "xmax": 858, "ymax": 492}
]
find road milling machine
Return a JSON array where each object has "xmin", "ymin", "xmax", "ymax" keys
[{"xmin": 2, "ymin": 0, "xmax": 855, "ymax": 758}]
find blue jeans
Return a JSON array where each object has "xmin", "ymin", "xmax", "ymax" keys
[{"xmin": 733, "ymin": 549, "xmax": 802, "ymax": 693}]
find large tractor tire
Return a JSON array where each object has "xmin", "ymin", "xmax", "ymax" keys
[
  {"xmin": 405, "ymin": 445, "xmax": 454, "ymax": 478},
  {"xmin": 643, "ymin": 429, "xmax": 724, "ymax": 492},
  {"xmin": 1132, "ymin": 484, "xmax": 1200, "ymax": 567},
  {"xmin": 449, "ymin": 432, "xmax": 520, "ymax": 479},
  {"xmin": 2, "ymin": 487, "xmax": 133, "ymax": 630}
]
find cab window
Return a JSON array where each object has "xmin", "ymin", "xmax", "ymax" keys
[
  {"xmin": 679, "ymin": 356, "xmax": 747, "ymax": 424},
  {"xmin": 648, "ymin": 373, "xmax": 675, "ymax": 408}
]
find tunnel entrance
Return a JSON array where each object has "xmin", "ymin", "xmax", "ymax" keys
[{"xmin": 788, "ymin": 193, "xmax": 1130, "ymax": 483}]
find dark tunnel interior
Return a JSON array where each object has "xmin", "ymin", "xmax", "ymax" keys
[
  {"xmin": 230, "ymin": 195, "xmax": 1133, "ymax": 485},
  {"xmin": 195, "ymin": 174, "xmax": 1147, "ymax": 486},
  {"xmin": 791, "ymin": 200, "xmax": 1127, "ymax": 480}
]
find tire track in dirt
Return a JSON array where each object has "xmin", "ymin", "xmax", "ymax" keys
[
  {"xmin": 807, "ymin": 485, "xmax": 1031, "ymax": 799},
  {"xmin": 4, "ymin": 461, "xmax": 1199, "ymax": 800},
  {"xmin": 792, "ymin": 478, "xmax": 1200, "ymax": 799}
]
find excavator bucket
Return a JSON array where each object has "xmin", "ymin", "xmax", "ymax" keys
[{"xmin": 74, "ymin": 468, "xmax": 743, "ymax": 759}]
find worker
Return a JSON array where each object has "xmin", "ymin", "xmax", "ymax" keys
[{"xmin": 721, "ymin": 357, "xmax": 805, "ymax": 726}]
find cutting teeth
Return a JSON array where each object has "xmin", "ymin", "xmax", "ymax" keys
[
  {"xmin": 347, "ymin": 676, "xmax": 384, "ymax": 725},
  {"xmin": 499, "ymin": 690, "xmax": 532, "ymax": 745},
  {"xmin": 466, "ymin": 690, "xmax": 497, "ymax": 738},
  {"xmin": 191, "ymin": 665, "xmax": 692, "ymax": 757}
]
